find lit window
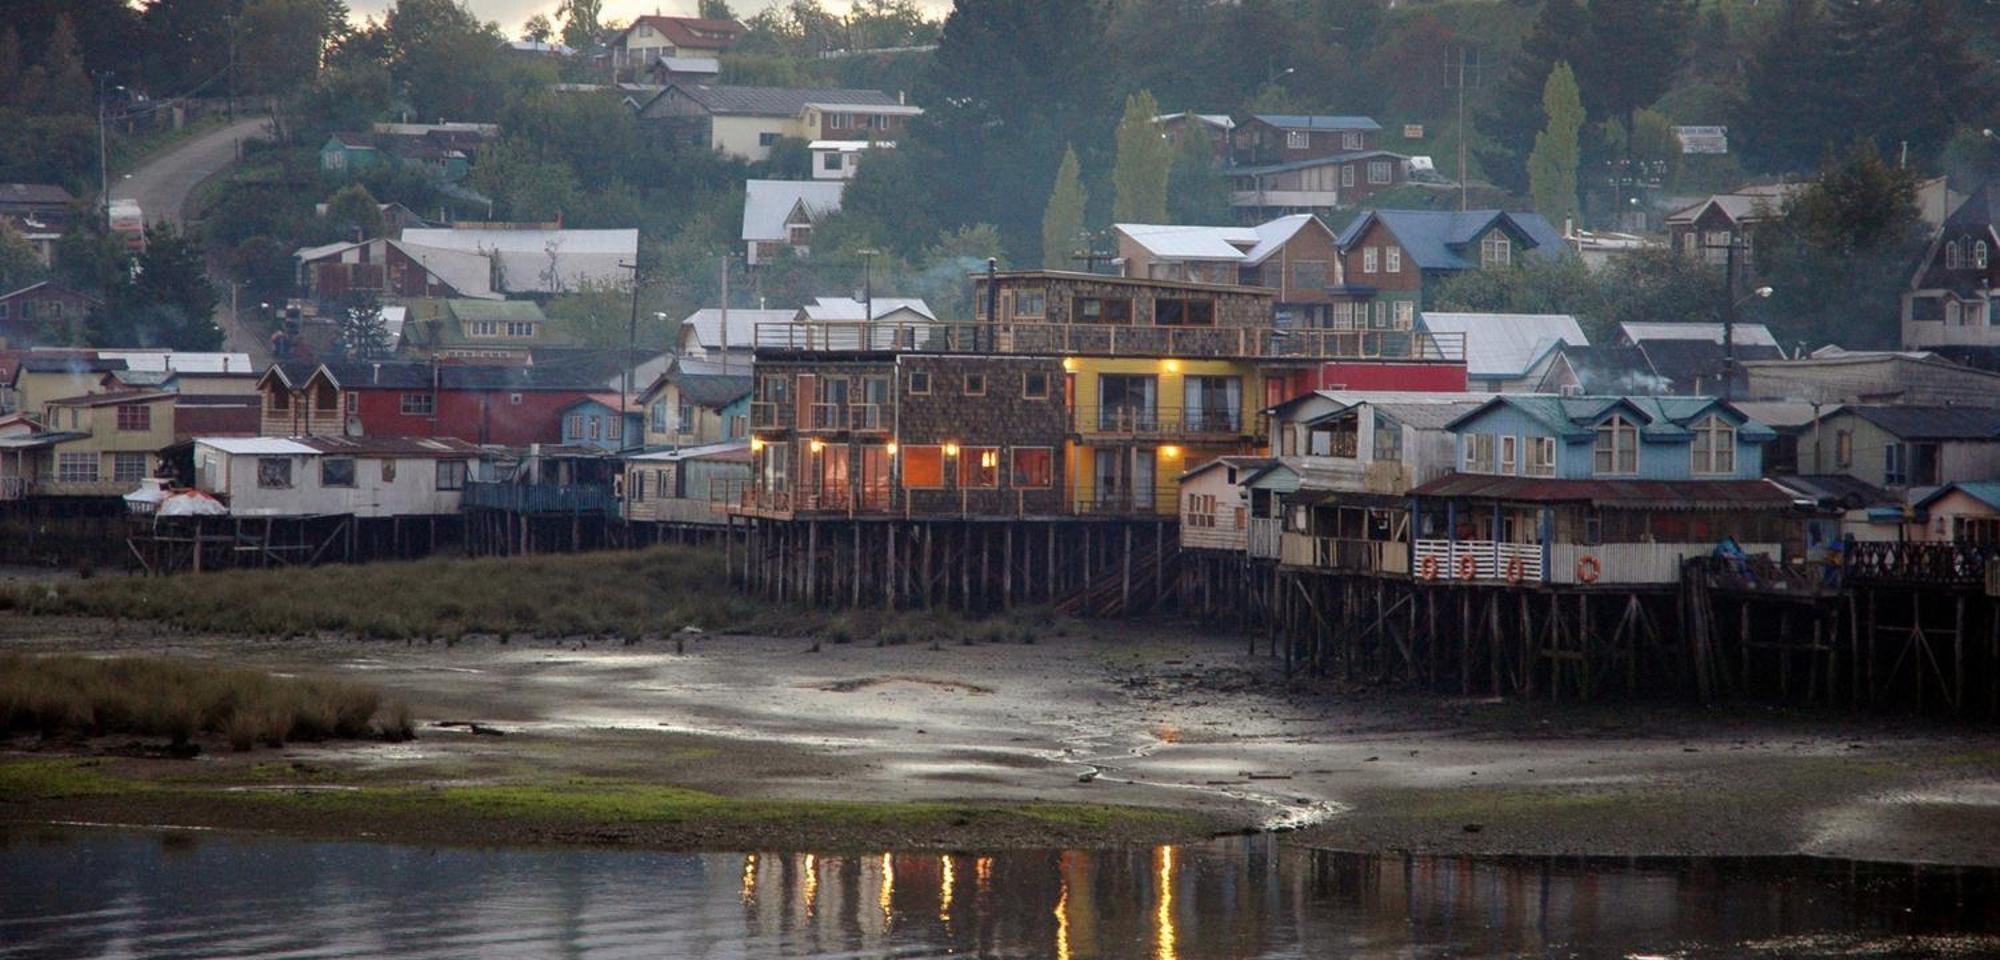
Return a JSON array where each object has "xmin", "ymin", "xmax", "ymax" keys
[
  {"xmin": 1593, "ymin": 414, "xmax": 1639, "ymax": 475},
  {"xmin": 901, "ymin": 446, "xmax": 943, "ymax": 488},
  {"xmin": 1011, "ymin": 447, "xmax": 1053, "ymax": 488},
  {"xmin": 959, "ymin": 446, "xmax": 999, "ymax": 488}
]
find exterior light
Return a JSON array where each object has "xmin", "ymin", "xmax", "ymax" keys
[
  {"xmin": 1163, "ymin": 359, "xmax": 1182, "ymax": 373},
  {"xmin": 1061, "ymin": 357, "xmax": 1078, "ymax": 372},
  {"xmin": 1753, "ymin": 286, "xmax": 1774, "ymax": 298},
  {"xmin": 750, "ymin": 437, "xmax": 766, "ymax": 452},
  {"xmin": 1162, "ymin": 445, "xmax": 1183, "ymax": 458},
  {"xmin": 943, "ymin": 442, "xmax": 959, "ymax": 457},
  {"xmin": 809, "ymin": 439, "xmax": 824, "ymax": 453},
  {"xmin": 885, "ymin": 442, "xmax": 898, "ymax": 456}
]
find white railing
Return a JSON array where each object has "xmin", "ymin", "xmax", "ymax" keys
[
  {"xmin": 1248, "ymin": 518, "xmax": 1282, "ymax": 559},
  {"xmin": 1547, "ymin": 542, "xmax": 1784, "ymax": 585},
  {"xmin": 1413, "ymin": 539, "xmax": 1545, "ymax": 584}
]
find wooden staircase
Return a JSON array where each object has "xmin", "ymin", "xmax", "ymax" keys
[{"xmin": 1056, "ymin": 542, "xmax": 1181, "ymax": 617}]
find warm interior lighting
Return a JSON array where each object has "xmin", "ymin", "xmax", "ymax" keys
[
  {"xmin": 809, "ymin": 438, "xmax": 825, "ymax": 453},
  {"xmin": 885, "ymin": 442, "xmax": 898, "ymax": 456},
  {"xmin": 943, "ymin": 442, "xmax": 960, "ymax": 457},
  {"xmin": 749, "ymin": 437, "xmax": 766, "ymax": 452},
  {"xmin": 979, "ymin": 450, "xmax": 997, "ymax": 469},
  {"xmin": 1161, "ymin": 445, "xmax": 1183, "ymax": 458}
]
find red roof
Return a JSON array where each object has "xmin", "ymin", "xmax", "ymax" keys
[
  {"xmin": 173, "ymin": 395, "xmax": 261, "ymax": 438},
  {"xmin": 45, "ymin": 389, "xmax": 177, "ymax": 408},
  {"xmin": 1410, "ymin": 473, "xmax": 1797, "ymax": 510},
  {"xmin": 619, "ymin": 15, "xmax": 745, "ymax": 51}
]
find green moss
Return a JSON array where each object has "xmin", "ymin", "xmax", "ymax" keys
[{"xmin": 0, "ymin": 759, "xmax": 150, "ymax": 800}]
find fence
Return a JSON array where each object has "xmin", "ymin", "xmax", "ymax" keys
[
  {"xmin": 753, "ymin": 321, "xmax": 1467, "ymax": 362},
  {"xmin": 1413, "ymin": 539, "xmax": 1544, "ymax": 583}
]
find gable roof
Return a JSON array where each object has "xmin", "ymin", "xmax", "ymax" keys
[
  {"xmin": 742, "ymin": 180, "xmax": 846, "ymax": 242},
  {"xmin": 98, "ymin": 350, "xmax": 256, "ymax": 375},
  {"xmin": 667, "ymin": 83, "xmax": 898, "ymax": 118},
  {"xmin": 1306, "ymin": 399, "xmax": 1486, "ymax": 430},
  {"xmin": 799, "ymin": 297, "xmax": 935, "ymax": 322},
  {"xmin": 1447, "ymin": 394, "xmax": 1774, "ymax": 442},
  {"xmin": 676, "ymin": 372, "xmax": 753, "ymax": 408},
  {"xmin": 1337, "ymin": 209, "xmax": 1567, "ymax": 270},
  {"xmin": 679, "ymin": 307, "xmax": 793, "ymax": 353},
  {"xmin": 1548, "ymin": 344, "xmax": 1666, "ymax": 395},
  {"xmin": 1178, "ymin": 454, "xmax": 1277, "ymax": 482},
  {"xmin": 1250, "ymin": 114, "xmax": 1381, "ymax": 131},
  {"xmin": 1915, "ymin": 480, "xmax": 2000, "ymax": 512},
  {"xmin": 1155, "ymin": 112, "xmax": 1235, "ymax": 131},
  {"xmin": 398, "ymin": 228, "xmax": 637, "ymax": 296},
  {"xmin": 1116, "ymin": 214, "xmax": 1326, "ymax": 267},
  {"xmin": 614, "ymin": 15, "xmax": 745, "ymax": 50},
  {"xmin": 1410, "ymin": 474, "xmax": 1795, "ymax": 509},
  {"xmin": 1618, "ymin": 321, "xmax": 1781, "ymax": 349},
  {"xmin": 1664, "ymin": 186, "xmax": 1802, "ymax": 226},
  {"xmin": 0, "ymin": 183, "xmax": 78, "ymax": 207},
  {"xmin": 1943, "ymin": 180, "xmax": 2000, "ymax": 233},
  {"xmin": 1837, "ymin": 404, "xmax": 2000, "ymax": 441},
  {"xmin": 1417, "ymin": 312, "xmax": 1587, "ymax": 380}
]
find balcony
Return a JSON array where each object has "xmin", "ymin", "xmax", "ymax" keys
[
  {"xmin": 1076, "ymin": 405, "xmax": 1247, "ymax": 441},
  {"xmin": 750, "ymin": 401, "xmax": 792, "ymax": 430},
  {"xmin": 752, "ymin": 321, "xmax": 1465, "ymax": 362},
  {"xmin": 1414, "ymin": 539, "xmax": 1545, "ymax": 584},
  {"xmin": 1281, "ymin": 535, "xmax": 1410, "ymax": 575}
]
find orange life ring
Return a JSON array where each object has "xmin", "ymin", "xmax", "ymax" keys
[
  {"xmin": 1576, "ymin": 554, "xmax": 1602, "ymax": 584},
  {"xmin": 1456, "ymin": 553, "xmax": 1477, "ymax": 581},
  {"xmin": 1420, "ymin": 555, "xmax": 1440, "ymax": 581},
  {"xmin": 1504, "ymin": 555, "xmax": 1526, "ymax": 584}
]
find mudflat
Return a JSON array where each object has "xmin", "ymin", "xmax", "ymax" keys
[{"xmin": 3, "ymin": 614, "xmax": 1998, "ymax": 863}]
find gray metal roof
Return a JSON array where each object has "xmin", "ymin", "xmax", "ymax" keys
[
  {"xmin": 672, "ymin": 83, "xmax": 899, "ymax": 117},
  {"xmin": 1418, "ymin": 312, "xmax": 1588, "ymax": 379}
]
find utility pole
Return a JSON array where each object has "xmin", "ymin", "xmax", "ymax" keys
[
  {"xmin": 719, "ymin": 254, "xmax": 730, "ymax": 375},
  {"xmin": 1722, "ymin": 233, "xmax": 1738, "ymax": 401},
  {"xmin": 1456, "ymin": 46, "xmax": 1468, "ymax": 212},
  {"xmin": 96, "ymin": 73, "xmax": 111, "ymax": 218},
  {"xmin": 227, "ymin": 16, "xmax": 238, "ymax": 122},
  {"xmin": 620, "ymin": 258, "xmax": 641, "ymax": 449}
]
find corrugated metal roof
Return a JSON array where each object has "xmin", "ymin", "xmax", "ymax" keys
[
  {"xmin": 1337, "ymin": 209, "xmax": 1567, "ymax": 270},
  {"xmin": 800, "ymin": 296, "xmax": 934, "ymax": 322},
  {"xmin": 1841, "ymin": 404, "xmax": 2000, "ymax": 440},
  {"xmin": 1251, "ymin": 114, "xmax": 1382, "ymax": 131},
  {"xmin": 1410, "ymin": 474, "xmax": 1796, "ymax": 509},
  {"xmin": 1115, "ymin": 223, "xmax": 1256, "ymax": 261},
  {"xmin": 742, "ymin": 179, "xmax": 845, "ymax": 242},
  {"xmin": 1418, "ymin": 312, "xmax": 1587, "ymax": 379},
  {"xmin": 1619, "ymin": 321, "xmax": 1781, "ymax": 348},
  {"xmin": 99, "ymin": 351, "xmax": 257, "ymax": 375},
  {"xmin": 672, "ymin": 83, "xmax": 898, "ymax": 117},
  {"xmin": 398, "ymin": 228, "xmax": 637, "ymax": 296},
  {"xmin": 681, "ymin": 307, "xmax": 793, "ymax": 351},
  {"xmin": 196, "ymin": 437, "xmax": 319, "ymax": 455}
]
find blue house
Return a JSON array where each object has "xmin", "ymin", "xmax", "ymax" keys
[
  {"xmin": 1407, "ymin": 395, "xmax": 1797, "ymax": 586},
  {"xmin": 559, "ymin": 395, "xmax": 644, "ymax": 452}
]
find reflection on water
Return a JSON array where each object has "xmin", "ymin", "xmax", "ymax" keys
[{"xmin": 4, "ymin": 826, "xmax": 1999, "ymax": 958}]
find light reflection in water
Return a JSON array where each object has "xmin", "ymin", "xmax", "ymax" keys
[
  {"xmin": 1157, "ymin": 845, "xmax": 1178, "ymax": 960},
  {"xmin": 938, "ymin": 854, "xmax": 956, "ymax": 924},
  {"xmin": 741, "ymin": 854, "xmax": 757, "ymax": 907},
  {"xmin": 878, "ymin": 852, "xmax": 894, "ymax": 930},
  {"xmin": 1054, "ymin": 877, "xmax": 1072, "ymax": 960},
  {"xmin": 801, "ymin": 853, "xmax": 817, "ymax": 919}
]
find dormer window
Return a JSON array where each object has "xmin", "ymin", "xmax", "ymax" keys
[
  {"xmin": 1593, "ymin": 414, "xmax": 1638, "ymax": 475},
  {"xmin": 1689, "ymin": 414, "xmax": 1736, "ymax": 476},
  {"xmin": 1947, "ymin": 240, "xmax": 1964, "ymax": 269},
  {"xmin": 1481, "ymin": 232, "xmax": 1513, "ymax": 268}
]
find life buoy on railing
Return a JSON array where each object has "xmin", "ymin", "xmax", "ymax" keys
[
  {"xmin": 1456, "ymin": 553, "xmax": 1477, "ymax": 581},
  {"xmin": 1576, "ymin": 554, "xmax": 1602, "ymax": 584},
  {"xmin": 1504, "ymin": 555, "xmax": 1527, "ymax": 584},
  {"xmin": 1420, "ymin": 555, "xmax": 1440, "ymax": 581}
]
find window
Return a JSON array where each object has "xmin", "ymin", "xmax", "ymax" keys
[
  {"xmin": 510, "ymin": 393, "xmax": 523, "ymax": 406},
  {"xmin": 758, "ymin": 374, "xmax": 789, "ymax": 406},
  {"xmin": 567, "ymin": 414, "xmax": 585, "ymax": 438},
  {"xmin": 1343, "ymin": 130, "xmax": 1363, "ymax": 150},
  {"xmin": 1014, "ymin": 289, "xmax": 1046, "ymax": 317},
  {"xmin": 608, "ymin": 415, "xmax": 622, "ymax": 441},
  {"xmin": 471, "ymin": 320, "xmax": 498, "ymax": 336},
  {"xmin": 1593, "ymin": 414, "xmax": 1639, "ymax": 475},
  {"xmin": 1291, "ymin": 260, "xmax": 1328, "ymax": 290},
  {"xmin": 651, "ymin": 401, "xmax": 669, "ymax": 433},
  {"xmin": 758, "ymin": 132, "xmax": 780, "ymax": 146},
  {"xmin": 960, "ymin": 446, "xmax": 999, "ymax": 488},
  {"xmin": 1286, "ymin": 130, "xmax": 1309, "ymax": 149},
  {"xmin": 964, "ymin": 373, "xmax": 986, "ymax": 396},
  {"xmin": 1393, "ymin": 300, "xmax": 1414, "ymax": 329},
  {"xmin": 822, "ymin": 151, "xmax": 842, "ymax": 172},
  {"xmin": 1076, "ymin": 297, "xmax": 1133, "ymax": 324},
  {"xmin": 1836, "ymin": 429, "xmax": 1853, "ymax": 467},
  {"xmin": 57, "ymin": 452, "xmax": 99, "ymax": 483},
  {"xmin": 1481, "ymin": 232, "xmax": 1513, "ymax": 268},
  {"xmin": 1947, "ymin": 241, "xmax": 1964, "ymax": 269},
  {"xmin": 382, "ymin": 460, "xmax": 396, "ymax": 482},
  {"xmin": 1367, "ymin": 160, "xmax": 1392, "ymax": 184},
  {"xmin": 1500, "ymin": 435, "xmax": 1518, "ymax": 475},
  {"xmin": 113, "ymin": 453, "xmax": 148, "ymax": 483},
  {"xmin": 506, "ymin": 321, "xmax": 535, "ymax": 338},
  {"xmin": 1154, "ymin": 298, "xmax": 1214, "ymax": 326},
  {"xmin": 1463, "ymin": 433, "xmax": 1496, "ymax": 473},
  {"xmin": 1011, "ymin": 447, "xmax": 1053, "ymax": 488},
  {"xmin": 1526, "ymin": 437, "xmax": 1557, "ymax": 477},
  {"xmin": 1341, "ymin": 165, "xmax": 1355, "ymax": 188},
  {"xmin": 907, "ymin": 370, "xmax": 930, "ymax": 395},
  {"xmin": 1978, "ymin": 241, "xmax": 1991, "ymax": 270},
  {"xmin": 115, "ymin": 404, "xmax": 151, "ymax": 431},
  {"xmin": 1689, "ymin": 414, "xmax": 1736, "ymax": 475},
  {"xmin": 435, "ymin": 460, "xmax": 467, "ymax": 491},
  {"xmin": 1385, "ymin": 247, "xmax": 1401, "ymax": 273},
  {"xmin": 631, "ymin": 470, "xmax": 647, "ymax": 502},
  {"xmin": 679, "ymin": 398, "xmax": 695, "ymax": 432},
  {"xmin": 1374, "ymin": 416, "xmax": 1403, "ymax": 462},
  {"xmin": 321, "ymin": 458, "xmax": 356, "ymax": 487},
  {"xmin": 1363, "ymin": 247, "xmax": 1379, "ymax": 274},
  {"xmin": 401, "ymin": 393, "xmax": 434, "ymax": 416},
  {"xmin": 1024, "ymin": 371, "xmax": 1049, "ymax": 400},
  {"xmin": 901, "ymin": 446, "xmax": 943, "ymax": 488},
  {"xmin": 1885, "ymin": 442, "xmax": 1906, "ymax": 485},
  {"xmin": 257, "ymin": 457, "xmax": 292, "ymax": 488}
]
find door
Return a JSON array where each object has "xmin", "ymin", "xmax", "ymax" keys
[
  {"xmin": 1093, "ymin": 447, "xmax": 1155, "ymax": 511},
  {"xmin": 858, "ymin": 445, "xmax": 891, "ymax": 510},
  {"xmin": 1098, "ymin": 375, "xmax": 1157, "ymax": 432}
]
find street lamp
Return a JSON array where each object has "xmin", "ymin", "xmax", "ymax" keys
[{"xmin": 1721, "ymin": 285, "xmax": 1774, "ymax": 401}]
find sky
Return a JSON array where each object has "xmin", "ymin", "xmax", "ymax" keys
[{"xmin": 345, "ymin": 1, "xmax": 953, "ymax": 37}]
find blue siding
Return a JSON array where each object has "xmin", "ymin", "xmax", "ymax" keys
[
  {"xmin": 1451, "ymin": 399, "xmax": 1765, "ymax": 481},
  {"xmin": 560, "ymin": 400, "xmax": 638, "ymax": 452}
]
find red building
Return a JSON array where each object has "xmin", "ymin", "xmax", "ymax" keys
[
  {"xmin": 1260, "ymin": 360, "xmax": 1468, "ymax": 408},
  {"xmin": 257, "ymin": 360, "xmax": 608, "ymax": 447}
]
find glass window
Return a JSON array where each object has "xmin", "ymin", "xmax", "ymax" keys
[
  {"xmin": 436, "ymin": 460, "xmax": 467, "ymax": 491},
  {"xmin": 1343, "ymin": 131, "xmax": 1363, "ymax": 150},
  {"xmin": 382, "ymin": 460, "xmax": 397, "ymax": 481},
  {"xmin": 1341, "ymin": 165, "xmax": 1355, "ymax": 188},
  {"xmin": 113, "ymin": 452, "xmax": 148, "ymax": 483},
  {"xmin": 1500, "ymin": 435, "xmax": 1518, "ymax": 475},
  {"xmin": 1076, "ymin": 297, "xmax": 1133, "ymax": 324},
  {"xmin": 1885, "ymin": 442, "xmax": 1906, "ymax": 485},
  {"xmin": 1526, "ymin": 437, "xmax": 1557, "ymax": 476},
  {"xmin": 1363, "ymin": 247, "xmax": 1378, "ymax": 273},
  {"xmin": 257, "ymin": 457, "xmax": 292, "ymax": 488},
  {"xmin": 1367, "ymin": 160, "xmax": 1392, "ymax": 184},
  {"xmin": 651, "ymin": 401, "xmax": 669, "ymax": 433},
  {"xmin": 1393, "ymin": 300, "xmax": 1414, "ymax": 329},
  {"xmin": 1947, "ymin": 241, "xmax": 1964, "ymax": 270},
  {"xmin": 907, "ymin": 371, "xmax": 930, "ymax": 395},
  {"xmin": 1689, "ymin": 414, "xmax": 1736, "ymax": 475},
  {"xmin": 1154, "ymin": 298, "xmax": 1214, "ymax": 326},
  {"xmin": 1482, "ymin": 232, "xmax": 1513, "ymax": 268},
  {"xmin": 1286, "ymin": 130, "xmax": 1309, "ymax": 149},
  {"xmin": 321, "ymin": 458, "xmax": 356, "ymax": 487},
  {"xmin": 401, "ymin": 393, "xmax": 434, "ymax": 416},
  {"xmin": 1593, "ymin": 414, "xmax": 1639, "ymax": 475},
  {"xmin": 1463, "ymin": 433, "xmax": 1495, "ymax": 473},
  {"xmin": 58, "ymin": 452, "xmax": 99, "ymax": 483},
  {"xmin": 964, "ymin": 373, "xmax": 985, "ymax": 396},
  {"xmin": 1024, "ymin": 371, "xmax": 1049, "ymax": 399},
  {"xmin": 902, "ymin": 446, "xmax": 943, "ymax": 488},
  {"xmin": 1014, "ymin": 289, "xmax": 1046, "ymax": 317},
  {"xmin": 115, "ymin": 404, "xmax": 151, "ymax": 431},
  {"xmin": 567, "ymin": 414, "xmax": 585, "ymax": 438},
  {"xmin": 758, "ymin": 132, "xmax": 780, "ymax": 146},
  {"xmin": 1836, "ymin": 429, "xmax": 1853, "ymax": 467},
  {"xmin": 960, "ymin": 446, "xmax": 999, "ymax": 488},
  {"xmin": 1373, "ymin": 416, "xmax": 1402, "ymax": 462},
  {"xmin": 821, "ymin": 152, "xmax": 842, "ymax": 172},
  {"xmin": 1385, "ymin": 247, "xmax": 1401, "ymax": 273},
  {"xmin": 1011, "ymin": 447, "xmax": 1053, "ymax": 488},
  {"xmin": 1978, "ymin": 241, "xmax": 1991, "ymax": 270}
]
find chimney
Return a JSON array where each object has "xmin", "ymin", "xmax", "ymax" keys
[
  {"xmin": 372, "ymin": 362, "xmax": 381, "ymax": 384},
  {"xmin": 898, "ymin": 90, "xmax": 905, "ymax": 106}
]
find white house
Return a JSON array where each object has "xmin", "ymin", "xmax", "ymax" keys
[
  {"xmin": 397, "ymin": 228, "xmax": 640, "ymax": 296},
  {"xmin": 810, "ymin": 140, "xmax": 888, "ymax": 180},
  {"xmin": 741, "ymin": 180, "xmax": 846, "ymax": 265},
  {"xmin": 1417, "ymin": 312, "xmax": 1588, "ymax": 392},
  {"xmin": 194, "ymin": 435, "xmax": 489, "ymax": 517},
  {"xmin": 677, "ymin": 307, "xmax": 792, "ymax": 364}
]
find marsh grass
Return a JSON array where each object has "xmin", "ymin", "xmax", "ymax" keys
[{"xmin": 0, "ymin": 654, "xmax": 408, "ymax": 748}]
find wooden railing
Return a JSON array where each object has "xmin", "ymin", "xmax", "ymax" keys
[
  {"xmin": 753, "ymin": 321, "xmax": 1467, "ymax": 362},
  {"xmin": 0, "ymin": 476, "xmax": 25, "ymax": 501},
  {"xmin": 1248, "ymin": 518, "xmax": 1282, "ymax": 559},
  {"xmin": 1846, "ymin": 541, "xmax": 1999, "ymax": 585},
  {"xmin": 1281, "ymin": 534, "xmax": 1410, "ymax": 575},
  {"xmin": 750, "ymin": 401, "xmax": 791, "ymax": 429}
]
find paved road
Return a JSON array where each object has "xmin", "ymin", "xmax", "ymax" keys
[{"xmin": 111, "ymin": 116, "xmax": 275, "ymax": 362}]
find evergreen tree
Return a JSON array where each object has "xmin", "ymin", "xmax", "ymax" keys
[
  {"xmin": 1754, "ymin": 142, "xmax": 1926, "ymax": 349},
  {"xmin": 92, "ymin": 224, "xmax": 222, "ymax": 350},
  {"xmin": 1480, "ymin": 0, "xmax": 1586, "ymax": 193},
  {"xmin": 324, "ymin": 183, "xmax": 387, "ymax": 240},
  {"xmin": 1735, "ymin": 0, "xmax": 1839, "ymax": 173},
  {"xmin": 0, "ymin": 28, "xmax": 21, "ymax": 110},
  {"xmin": 39, "ymin": 15, "xmax": 93, "ymax": 116},
  {"xmin": 1112, "ymin": 90, "xmax": 1172, "ymax": 224},
  {"xmin": 1528, "ymin": 62, "xmax": 1583, "ymax": 228},
  {"xmin": 1167, "ymin": 123, "xmax": 1231, "ymax": 225},
  {"xmin": 1573, "ymin": 0, "xmax": 1694, "ymax": 120},
  {"xmin": 1041, "ymin": 146, "xmax": 1087, "ymax": 269}
]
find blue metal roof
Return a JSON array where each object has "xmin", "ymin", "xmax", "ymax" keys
[
  {"xmin": 1446, "ymin": 394, "xmax": 1776, "ymax": 441},
  {"xmin": 1251, "ymin": 114, "xmax": 1383, "ymax": 131},
  {"xmin": 1336, "ymin": 209, "xmax": 1569, "ymax": 270}
]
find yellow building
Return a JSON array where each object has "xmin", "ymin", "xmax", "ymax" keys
[
  {"xmin": 638, "ymin": 361, "xmax": 753, "ymax": 449},
  {"xmin": 10, "ymin": 391, "xmax": 176, "ymax": 497},
  {"xmin": 1064, "ymin": 356, "xmax": 1267, "ymax": 514}
]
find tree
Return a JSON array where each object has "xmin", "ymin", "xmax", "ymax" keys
[
  {"xmin": 1527, "ymin": 62, "xmax": 1582, "ymax": 228},
  {"xmin": 1754, "ymin": 142, "xmax": 1928, "ymax": 349},
  {"xmin": 0, "ymin": 221, "xmax": 47, "ymax": 294},
  {"xmin": 522, "ymin": 14, "xmax": 554, "ymax": 44},
  {"xmin": 699, "ymin": 0, "xmax": 738, "ymax": 20},
  {"xmin": 37, "ymin": 15, "xmax": 92, "ymax": 116},
  {"xmin": 334, "ymin": 291, "xmax": 392, "ymax": 360},
  {"xmin": 1112, "ymin": 91, "xmax": 1172, "ymax": 224},
  {"xmin": 556, "ymin": 0, "xmax": 604, "ymax": 50},
  {"xmin": 1735, "ymin": 0, "xmax": 1840, "ymax": 174},
  {"xmin": 324, "ymin": 183, "xmax": 387, "ymax": 240},
  {"xmin": 92, "ymin": 223, "xmax": 222, "ymax": 350},
  {"xmin": 1166, "ymin": 122, "xmax": 1230, "ymax": 225},
  {"xmin": 1480, "ymin": 0, "xmax": 1586, "ymax": 193},
  {"xmin": 0, "ymin": 28, "xmax": 22, "ymax": 111},
  {"xmin": 383, "ymin": 0, "xmax": 509, "ymax": 121},
  {"xmin": 1041, "ymin": 146, "xmax": 1087, "ymax": 269},
  {"xmin": 240, "ymin": 0, "xmax": 337, "ymax": 95}
]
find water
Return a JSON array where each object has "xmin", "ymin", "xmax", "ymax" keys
[{"xmin": 4, "ymin": 827, "xmax": 1998, "ymax": 959}]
